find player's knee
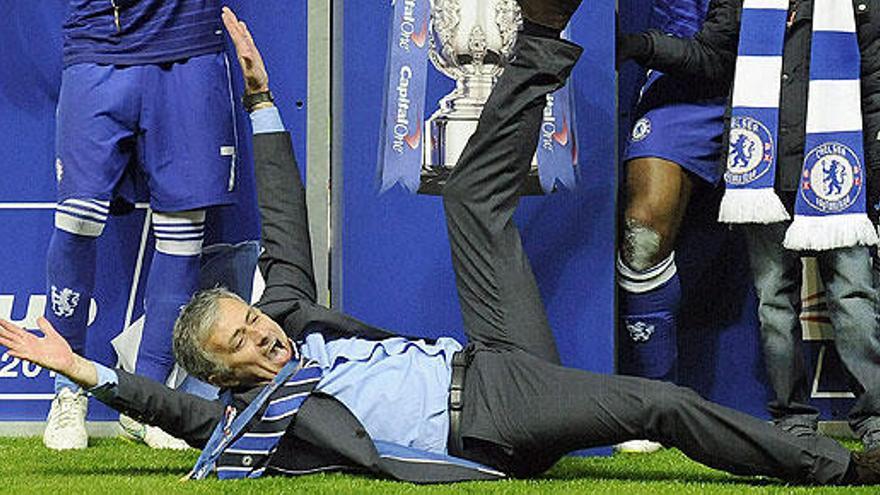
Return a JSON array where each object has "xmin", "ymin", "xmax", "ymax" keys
[
  {"xmin": 620, "ymin": 218, "xmax": 666, "ymax": 272},
  {"xmin": 54, "ymin": 198, "xmax": 110, "ymax": 237},
  {"xmin": 152, "ymin": 210, "xmax": 206, "ymax": 256}
]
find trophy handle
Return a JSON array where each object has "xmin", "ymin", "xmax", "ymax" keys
[{"xmin": 495, "ymin": 0, "xmax": 522, "ymax": 56}]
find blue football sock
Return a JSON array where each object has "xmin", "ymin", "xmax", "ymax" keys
[
  {"xmin": 46, "ymin": 199, "xmax": 110, "ymax": 393},
  {"xmin": 46, "ymin": 229, "xmax": 96, "ymax": 356},
  {"xmin": 135, "ymin": 211, "xmax": 205, "ymax": 383},
  {"xmin": 618, "ymin": 254, "xmax": 681, "ymax": 382}
]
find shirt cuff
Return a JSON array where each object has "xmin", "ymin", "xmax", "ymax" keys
[
  {"xmin": 251, "ymin": 106, "xmax": 285, "ymax": 135},
  {"xmin": 88, "ymin": 362, "xmax": 119, "ymax": 402}
]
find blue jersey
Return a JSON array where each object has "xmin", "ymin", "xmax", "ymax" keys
[
  {"xmin": 63, "ymin": 0, "xmax": 224, "ymax": 67},
  {"xmin": 651, "ymin": 0, "xmax": 710, "ymax": 37}
]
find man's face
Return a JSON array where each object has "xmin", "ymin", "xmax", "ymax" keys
[{"xmin": 204, "ymin": 298, "xmax": 294, "ymax": 386}]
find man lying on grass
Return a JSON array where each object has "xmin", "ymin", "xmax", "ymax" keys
[{"xmin": 2, "ymin": 2, "xmax": 880, "ymax": 485}]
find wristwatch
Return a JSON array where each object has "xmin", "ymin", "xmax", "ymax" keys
[{"xmin": 243, "ymin": 90, "xmax": 274, "ymax": 113}]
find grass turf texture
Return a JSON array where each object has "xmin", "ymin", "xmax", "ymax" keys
[{"xmin": 0, "ymin": 437, "xmax": 872, "ymax": 494}]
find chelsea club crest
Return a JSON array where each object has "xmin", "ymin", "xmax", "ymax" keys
[
  {"xmin": 725, "ymin": 116, "xmax": 774, "ymax": 185},
  {"xmin": 800, "ymin": 142, "xmax": 862, "ymax": 213},
  {"xmin": 630, "ymin": 117, "xmax": 651, "ymax": 143}
]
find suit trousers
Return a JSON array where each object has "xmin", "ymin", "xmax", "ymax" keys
[{"xmin": 442, "ymin": 35, "xmax": 852, "ymax": 484}]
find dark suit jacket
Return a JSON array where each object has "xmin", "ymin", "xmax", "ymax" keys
[{"xmin": 96, "ymin": 131, "xmax": 502, "ymax": 483}]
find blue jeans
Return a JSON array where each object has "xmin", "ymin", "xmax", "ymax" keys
[{"xmin": 743, "ymin": 222, "xmax": 880, "ymax": 439}]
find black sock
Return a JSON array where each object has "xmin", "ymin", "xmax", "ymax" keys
[{"xmin": 522, "ymin": 19, "xmax": 561, "ymax": 39}]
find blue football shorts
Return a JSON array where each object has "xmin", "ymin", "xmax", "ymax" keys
[
  {"xmin": 623, "ymin": 71, "xmax": 727, "ymax": 185},
  {"xmin": 55, "ymin": 52, "xmax": 237, "ymax": 212}
]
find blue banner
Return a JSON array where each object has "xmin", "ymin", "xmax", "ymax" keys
[
  {"xmin": 377, "ymin": 0, "xmax": 431, "ymax": 193},
  {"xmin": 536, "ymin": 28, "xmax": 578, "ymax": 193},
  {"xmin": 538, "ymin": 75, "xmax": 578, "ymax": 191}
]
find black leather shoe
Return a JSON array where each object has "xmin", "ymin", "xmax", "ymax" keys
[
  {"xmin": 517, "ymin": 0, "xmax": 584, "ymax": 31},
  {"xmin": 850, "ymin": 449, "xmax": 880, "ymax": 485}
]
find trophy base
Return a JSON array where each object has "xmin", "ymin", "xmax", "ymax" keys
[
  {"xmin": 417, "ymin": 166, "xmax": 545, "ymax": 196},
  {"xmin": 420, "ymin": 114, "xmax": 544, "ymax": 196}
]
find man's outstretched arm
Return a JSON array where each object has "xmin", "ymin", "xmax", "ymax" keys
[
  {"xmin": 0, "ymin": 318, "xmax": 223, "ymax": 447},
  {"xmin": 222, "ymin": 7, "xmax": 318, "ymax": 323},
  {"xmin": 0, "ymin": 318, "xmax": 97, "ymax": 388}
]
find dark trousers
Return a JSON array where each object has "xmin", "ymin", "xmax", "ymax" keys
[{"xmin": 442, "ymin": 34, "xmax": 852, "ymax": 485}]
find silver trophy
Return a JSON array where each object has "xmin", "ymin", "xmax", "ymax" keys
[{"xmin": 420, "ymin": 0, "xmax": 542, "ymax": 194}]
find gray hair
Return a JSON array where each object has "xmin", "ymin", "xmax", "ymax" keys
[{"xmin": 172, "ymin": 287, "xmax": 245, "ymax": 384}]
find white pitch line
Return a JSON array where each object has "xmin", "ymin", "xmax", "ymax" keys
[
  {"xmin": 0, "ymin": 202, "xmax": 150, "ymax": 209},
  {"xmin": 0, "ymin": 394, "xmax": 54, "ymax": 400}
]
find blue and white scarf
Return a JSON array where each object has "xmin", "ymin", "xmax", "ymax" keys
[
  {"xmin": 719, "ymin": 0, "xmax": 878, "ymax": 250},
  {"xmin": 187, "ymin": 356, "xmax": 323, "ymax": 480}
]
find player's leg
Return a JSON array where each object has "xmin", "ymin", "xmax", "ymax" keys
[
  {"xmin": 135, "ymin": 52, "xmax": 237, "ymax": 382},
  {"xmin": 129, "ymin": 52, "xmax": 238, "ymax": 449},
  {"xmin": 614, "ymin": 156, "xmax": 692, "ymax": 453},
  {"xmin": 43, "ymin": 199, "xmax": 107, "ymax": 451},
  {"xmin": 45, "ymin": 63, "xmax": 140, "ymax": 450},
  {"xmin": 442, "ymin": 32, "xmax": 582, "ymax": 363},
  {"xmin": 617, "ymin": 75, "xmax": 726, "ymax": 387},
  {"xmin": 463, "ymin": 349, "xmax": 854, "ymax": 484},
  {"xmin": 816, "ymin": 246, "xmax": 880, "ymax": 451},
  {"xmin": 617, "ymin": 157, "xmax": 692, "ymax": 383},
  {"xmin": 743, "ymin": 222, "xmax": 819, "ymax": 437}
]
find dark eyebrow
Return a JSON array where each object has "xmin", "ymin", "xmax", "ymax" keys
[{"xmin": 228, "ymin": 327, "xmax": 245, "ymax": 350}]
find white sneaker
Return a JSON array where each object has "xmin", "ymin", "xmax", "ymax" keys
[
  {"xmin": 119, "ymin": 413, "xmax": 190, "ymax": 450},
  {"xmin": 144, "ymin": 425, "xmax": 191, "ymax": 450},
  {"xmin": 43, "ymin": 388, "xmax": 88, "ymax": 450},
  {"xmin": 118, "ymin": 413, "xmax": 147, "ymax": 442},
  {"xmin": 614, "ymin": 439, "xmax": 664, "ymax": 454}
]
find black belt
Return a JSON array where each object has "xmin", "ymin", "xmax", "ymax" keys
[{"xmin": 448, "ymin": 350, "xmax": 467, "ymax": 456}]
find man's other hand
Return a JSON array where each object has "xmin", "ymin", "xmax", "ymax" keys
[
  {"xmin": 222, "ymin": 6, "xmax": 270, "ymax": 95},
  {"xmin": 0, "ymin": 317, "xmax": 98, "ymax": 388}
]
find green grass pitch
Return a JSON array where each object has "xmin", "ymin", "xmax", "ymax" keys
[{"xmin": 0, "ymin": 437, "xmax": 873, "ymax": 494}]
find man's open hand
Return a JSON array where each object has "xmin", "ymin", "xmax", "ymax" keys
[
  {"xmin": 0, "ymin": 317, "xmax": 97, "ymax": 388},
  {"xmin": 222, "ymin": 6, "xmax": 269, "ymax": 95}
]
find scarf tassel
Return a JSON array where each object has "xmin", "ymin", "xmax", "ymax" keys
[
  {"xmin": 718, "ymin": 188, "xmax": 791, "ymax": 224},
  {"xmin": 783, "ymin": 213, "xmax": 879, "ymax": 251}
]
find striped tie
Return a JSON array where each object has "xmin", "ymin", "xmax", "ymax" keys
[
  {"xmin": 216, "ymin": 363, "xmax": 322, "ymax": 479},
  {"xmin": 188, "ymin": 358, "xmax": 323, "ymax": 480}
]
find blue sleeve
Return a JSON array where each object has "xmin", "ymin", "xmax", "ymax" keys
[
  {"xmin": 250, "ymin": 106, "xmax": 286, "ymax": 134},
  {"xmin": 87, "ymin": 362, "xmax": 119, "ymax": 401}
]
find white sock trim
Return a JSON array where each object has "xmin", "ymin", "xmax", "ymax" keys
[
  {"xmin": 617, "ymin": 252, "xmax": 677, "ymax": 294},
  {"xmin": 152, "ymin": 210, "xmax": 206, "ymax": 256},
  {"xmin": 54, "ymin": 199, "xmax": 108, "ymax": 237}
]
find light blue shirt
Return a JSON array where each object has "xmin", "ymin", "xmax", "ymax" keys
[
  {"xmin": 300, "ymin": 333, "xmax": 462, "ymax": 454},
  {"xmin": 251, "ymin": 106, "xmax": 285, "ymax": 134}
]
